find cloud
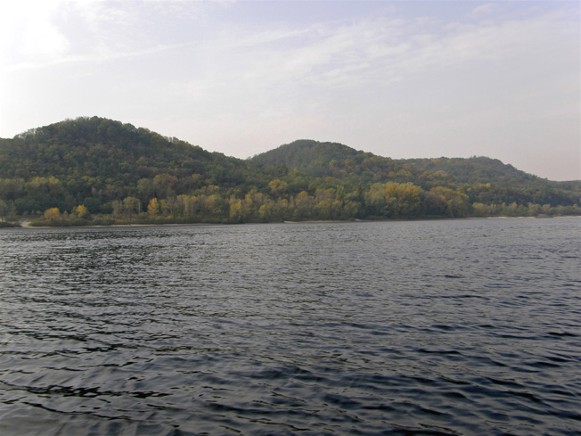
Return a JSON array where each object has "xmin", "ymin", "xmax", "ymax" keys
[
  {"xmin": 0, "ymin": 0, "xmax": 70, "ymax": 66},
  {"xmin": 192, "ymin": 6, "xmax": 572, "ymax": 100},
  {"xmin": 471, "ymin": 3, "xmax": 497, "ymax": 17},
  {"xmin": 1, "ymin": 0, "xmax": 226, "ymax": 72}
]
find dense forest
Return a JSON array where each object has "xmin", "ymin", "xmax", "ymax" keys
[{"xmin": 0, "ymin": 117, "xmax": 579, "ymax": 226}]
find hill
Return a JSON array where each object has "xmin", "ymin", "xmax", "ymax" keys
[
  {"xmin": 250, "ymin": 140, "xmax": 580, "ymax": 207},
  {"xmin": 250, "ymin": 139, "xmax": 361, "ymax": 176},
  {"xmin": 0, "ymin": 117, "xmax": 253, "ymax": 214},
  {"xmin": 0, "ymin": 118, "xmax": 579, "ymax": 224}
]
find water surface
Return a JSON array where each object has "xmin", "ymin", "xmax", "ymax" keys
[{"xmin": 0, "ymin": 218, "xmax": 580, "ymax": 434}]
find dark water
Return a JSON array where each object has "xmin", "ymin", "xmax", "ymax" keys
[{"xmin": 0, "ymin": 218, "xmax": 579, "ymax": 435}]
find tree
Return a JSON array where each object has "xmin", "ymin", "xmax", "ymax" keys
[
  {"xmin": 229, "ymin": 197, "xmax": 244, "ymax": 222},
  {"xmin": 0, "ymin": 199, "xmax": 8, "ymax": 221},
  {"xmin": 201, "ymin": 194, "xmax": 225, "ymax": 220},
  {"xmin": 314, "ymin": 187, "xmax": 342, "ymax": 219},
  {"xmin": 137, "ymin": 178, "xmax": 155, "ymax": 201},
  {"xmin": 147, "ymin": 197, "xmax": 160, "ymax": 217},
  {"xmin": 364, "ymin": 182, "xmax": 422, "ymax": 218},
  {"xmin": 292, "ymin": 191, "xmax": 314, "ymax": 220},
  {"xmin": 44, "ymin": 207, "xmax": 61, "ymax": 224},
  {"xmin": 268, "ymin": 179, "xmax": 288, "ymax": 197},
  {"xmin": 72, "ymin": 204, "xmax": 89, "ymax": 219},
  {"xmin": 160, "ymin": 197, "xmax": 178, "ymax": 216},
  {"xmin": 242, "ymin": 189, "xmax": 267, "ymax": 220},
  {"xmin": 176, "ymin": 194, "xmax": 199, "ymax": 220},
  {"xmin": 153, "ymin": 173, "xmax": 177, "ymax": 198},
  {"xmin": 426, "ymin": 187, "xmax": 469, "ymax": 217},
  {"xmin": 122, "ymin": 196, "xmax": 141, "ymax": 219}
]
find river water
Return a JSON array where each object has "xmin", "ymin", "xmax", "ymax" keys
[{"xmin": 0, "ymin": 218, "xmax": 579, "ymax": 435}]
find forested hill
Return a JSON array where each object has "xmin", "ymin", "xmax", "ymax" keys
[
  {"xmin": 252, "ymin": 139, "xmax": 537, "ymax": 185},
  {"xmin": 0, "ymin": 117, "xmax": 256, "ymax": 214},
  {"xmin": 250, "ymin": 139, "xmax": 579, "ymax": 205},
  {"xmin": 0, "ymin": 118, "xmax": 579, "ymax": 224},
  {"xmin": 0, "ymin": 117, "xmax": 247, "ymax": 183},
  {"xmin": 250, "ymin": 139, "xmax": 361, "ymax": 176}
]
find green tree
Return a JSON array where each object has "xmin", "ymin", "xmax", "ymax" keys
[
  {"xmin": 137, "ymin": 178, "xmax": 155, "ymax": 201},
  {"xmin": 153, "ymin": 173, "xmax": 177, "ymax": 198},
  {"xmin": 0, "ymin": 199, "xmax": 13, "ymax": 221},
  {"xmin": 122, "ymin": 196, "xmax": 141, "ymax": 219},
  {"xmin": 0, "ymin": 200, "xmax": 7, "ymax": 221}
]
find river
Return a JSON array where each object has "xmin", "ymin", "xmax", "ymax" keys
[{"xmin": 0, "ymin": 218, "xmax": 579, "ymax": 434}]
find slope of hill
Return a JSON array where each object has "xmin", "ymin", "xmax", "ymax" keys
[
  {"xmin": 250, "ymin": 140, "xmax": 580, "ymax": 206},
  {"xmin": 0, "ymin": 116, "xmax": 251, "ymax": 181},
  {"xmin": 404, "ymin": 156, "xmax": 538, "ymax": 185},
  {"xmin": 0, "ymin": 118, "xmax": 578, "ymax": 224},
  {"xmin": 252, "ymin": 140, "xmax": 533, "ymax": 185},
  {"xmin": 0, "ymin": 117, "xmax": 253, "ymax": 213},
  {"xmin": 251, "ymin": 139, "xmax": 361, "ymax": 175}
]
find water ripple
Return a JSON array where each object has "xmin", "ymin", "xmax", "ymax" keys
[{"xmin": 1, "ymin": 218, "xmax": 580, "ymax": 434}]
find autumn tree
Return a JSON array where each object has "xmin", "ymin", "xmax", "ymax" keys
[
  {"xmin": 268, "ymin": 179, "xmax": 289, "ymax": 197},
  {"xmin": 425, "ymin": 187, "xmax": 469, "ymax": 217},
  {"xmin": 292, "ymin": 191, "xmax": 314, "ymax": 220},
  {"xmin": 147, "ymin": 197, "xmax": 160, "ymax": 216},
  {"xmin": 43, "ymin": 207, "xmax": 62, "ymax": 224},
  {"xmin": 314, "ymin": 187, "xmax": 342, "ymax": 219},
  {"xmin": 229, "ymin": 197, "xmax": 244, "ymax": 223},
  {"xmin": 72, "ymin": 204, "xmax": 89, "ymax": 219},
  {"xmin": 201, "ymin": 194, "xmax": 225, "ymax": 220},
  {"xmin": 365, "ymin": 182, "xmax": 422, "ymax": 218}
]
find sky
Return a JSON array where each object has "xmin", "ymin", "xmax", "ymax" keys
[{"xmin": 0, "ymin": 0, "xmax": 579, "ymax": 181}]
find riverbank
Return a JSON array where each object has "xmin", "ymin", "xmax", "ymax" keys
[{"xmin": 2, "ymin": 214, "xmax": 579, "ymax": 229}]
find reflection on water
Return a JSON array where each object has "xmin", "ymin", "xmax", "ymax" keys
[{"xmin": 0, "ymin": 218, "xmax": 580, "ymax": 434}]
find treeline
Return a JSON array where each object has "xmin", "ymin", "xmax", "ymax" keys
[
  {"xmin": 19, "ymin": 180, "xmax": 581, "ymax": 227},
  {"xmin": 0, "ymin": 117, "xmax": 579, "ymax": 226}
]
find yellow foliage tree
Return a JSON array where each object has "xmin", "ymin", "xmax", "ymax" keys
[
  {"xmin": 365, "ymin": 182, "xmax": 422, "ymax": 217},
  {"xmin": 147, "ymin": 197, "xmax": 160, "ymax": 216},
  {"xmin": 229, "ymin": 198, "xmax": 244, "ymax": 222},
  {"xmin": 72, "ymin": 204, "xmax": 88, "ymax": 219},
  {"xmin": 43, "ymin": 207, "xmax": 61, "ymax": 224},
  {"xmin": 268, "ymin": 179, "xmax": 288, "ymax": 196},
  {"xmin": 427, "ymin": 187, "xmax": 469, "ymax": 217}
]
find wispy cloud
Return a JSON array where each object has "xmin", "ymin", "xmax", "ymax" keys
[
  {"xmin": 0, "ymin": 0, "xmax": 224, "ymax": 71},
  {"xmin": 176, "ymin": 5, "xmax": 576, "ymax": 99},
  {"xmin": 471, "ymin": 3, "xmax": 497, "ymax": 17}
]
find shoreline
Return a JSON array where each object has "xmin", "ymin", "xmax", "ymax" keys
[{"xmin": 4, "ymin": 214, "xmax": 579, "ymax": 230}]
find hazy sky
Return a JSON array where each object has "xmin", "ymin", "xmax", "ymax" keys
[{"xmin": 1, "ymin": 1, "xmax": 579, "ymax": 180}]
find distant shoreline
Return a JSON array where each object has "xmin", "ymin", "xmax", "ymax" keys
[{"xmin": 4, "ymin": 214, "xmax": 579, "ymax": 230}]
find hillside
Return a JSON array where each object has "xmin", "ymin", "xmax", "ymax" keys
[
  {"xmin": 0, "ymin": 118, "xmax": 579, "ymax": 224},
  {"xmin": 250, "ymin": 140, "xmax": 542, "ymax": 186},
  {"xmin": 250, "ymin": 139, "xmax": 362, "ymax": 176},
  {"xmin": 250, "ymin": 140, "xmax": 580, "ymax": 207},
  {"xmin": 252, "ymin": 140, "xmax": 535, "ymax": 185},
  {"xmin": 0, "ymin": 117, "xmax": 254, "ymax": 214}
]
